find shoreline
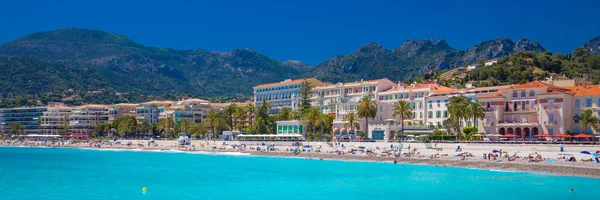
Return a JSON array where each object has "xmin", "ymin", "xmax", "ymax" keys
[{"xmin": 3, "ymin": 143, "xmax": 600, "ymax": 179}]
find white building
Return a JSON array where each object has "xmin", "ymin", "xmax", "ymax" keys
[{"xmin": 254, "ymin": 78, "xmax": 326, "ymax": 114}]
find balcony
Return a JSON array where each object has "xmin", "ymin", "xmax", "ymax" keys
[
  {"xmin": 497, "ymin": 120, "xmax": 539, "ymax": 126},
  {"xmin": 504, "ymin": 107, "xmax": 538, "ymax": 113},
  {"xmin": 482, "ymin": 122, "xmax": 494, "ymax": 127},
  {"xmin": 543, "ymin": 105, "xmax": 559, "ymax": 110},
  {"xmin": 544, "ymin": 121, "xmax": 558, "ymax": 126}
]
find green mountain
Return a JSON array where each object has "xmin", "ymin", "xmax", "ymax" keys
[
  {"xmin": 0, "ymin": 28, "xmax": 312, "ymax": 97},
  {"xmin": 582, "ymin": 36, "xmax": 600, "ymax": 55},
  {"xmin": 313, "ymin": 38, "xmax": 546, "ymax": 83}
]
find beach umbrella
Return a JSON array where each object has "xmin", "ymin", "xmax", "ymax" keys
[
  {"xmin": 533, "ymin": 134, "xmax": 551, "ymax": 137},
  {"xmin": 551, "ymin": 134, "xmax": 571, "ymax": 138},
  {"xmin": 500, "ymin": 134, "xmax": 518, "ymax": 138},
  {"xmin": 572, "ymin": 134, "xmax": 593, "ymax": 139},
  {"xmin": 359, "ymin": 146, "xmax": 366, "ymax": 149},
  {"xmin": 580, "ymin": 151, "xmax": 591, "ymax": 155},
  {"xmin": 492, "ymin": 149, "xmax": 499, "ymax": 153},
  {"xmin": 304, "ymin": 145, "xmax": 310, "ymax": 148}
]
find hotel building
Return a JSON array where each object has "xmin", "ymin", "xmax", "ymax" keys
[
  {"xmin": 69, "ymin": 105, "xmax": 110, "ymax": 136},
  {"xmin": 0, "ymin": 107, "xmax": 47, "ymax": 135},
  {"xmin": 254, "ymin": 78, "xmax": 326, "ymax": 114},
  {"xmin": 40, "ymin": 106, "xmax": 72, "ymax": 135},
  {"xmin": 108, "ymin": 103, "xmax": 138, "ymax": 121},
  {"xmin": 171, "ymin": 98, "xmax": 211, "ymax": 125},
  {"xmin": 568, "ymin": 85, "xmax": 600, "ymax": 134},
  {"xmin": 310, "ymin": 78, "xmax": 396, "ymax": 136}
]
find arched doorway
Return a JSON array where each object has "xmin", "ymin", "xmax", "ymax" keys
[
  {"xmin": 515, "ymin": 128, "xmax": 522, "ymax": 137},
  {"xmin": 532, "ymin": 127, "xmax": 539, "ymax": 135},
  {"xmin": 524, "ymin": 128, "xmax": 531, "ymax": 138},
  {"xmin": 507, "ymin": 128, "xmax": 514, "ymax": 134},
  {"xmin": 499, "ymin": 128, "xmax": 506, "ymax": 135}
]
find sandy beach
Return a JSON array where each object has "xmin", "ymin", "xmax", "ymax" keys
[{"xmin": 2, "ymin": 139, "xmax": 600, "ymax": 178}]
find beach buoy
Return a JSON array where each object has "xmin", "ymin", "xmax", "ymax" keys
[{"xmin": 142, "ymin": 187, "xmax": 147, "ymax": 193}]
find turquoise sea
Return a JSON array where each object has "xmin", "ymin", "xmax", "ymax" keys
[{"xmin": 1, "ymin": 147, "xmax": 599, "ymax": 200}]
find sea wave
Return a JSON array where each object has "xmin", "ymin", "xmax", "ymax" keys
[{"xmin": 77, "ymin": 147, "xmax": 250, "ymax": 156}]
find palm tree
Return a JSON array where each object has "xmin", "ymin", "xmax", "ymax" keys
[
  {"xmin": 205, "ymin": 109, "xmax": 219, "ymax": 136},
  {"xmin": 315, "ymin": 114, "xmax": 333, "ymax": 140},
  {"xmin": 466, "ymin": 101, "xmax": 485, "ymax": 131},
  {"xmin": 573, "ymin": 109, "xmax": 600, "ymax": 134},
  {"xmin": 157, "ymin": 116, "xmax": 175, "ymax": 138},
  {"xmin": 9, "ymin": 122, "xmax": 24, "ymax": 136},
  {"xmin": 290, "ymin": 109, "xmax": 304, "ymax": 120},
  {"xmin": 234, "ymin": 106, "xmax": 248, "ymax": 130},
  {"xmin": 356, "ymin": 96, "xmax": 377, "ymax": 138},
  {"xmin": 392, "ymin": 100, "xmax": 413, "ymax": 141},
  {"xmin": 278, "ymin": 107, "xmax": 292, "ymax": 121},
  {"xmin": 137, "ymin": 121, "xmax": 150, "ymax": 136},
  {"xmin": 447, "ymin": 95, "xmax": 469, "ymax": 139},
  {"xmin": 245, "ymin": 103, "xmax": 255, "ymax": 125},
  {"xmin": 304, "ymin": 108, "xmax": 321, "ymax": 139},
  {"xmin": 344, "ymin": 112, "xmax": 360, "ymax": 140},
  {"xmin": 225, "ymin": 103, "xmax": 238, "ymax": 129}
]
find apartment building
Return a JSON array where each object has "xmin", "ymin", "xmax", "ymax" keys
[
  {"xmin": 568, "ymin": 85, "xmax": 600, "ymax": 134},
  {"xmin": 170, "ymin": 99, "xmax": 211, "ymax": 125},
  {"xmin": 108, "ymin": 103, "xmax": 138, "ymax": 121},
  {"xmin": 40, "ymin": 106, "xmax": 72, "ymax": 135},
  {"xmin": 69, "ymin": 105, "xmax": 110, "ymax": 137},
  {"xmin": 310, "ymin": 78, "xmax": 396, "ymax": 136},
  {"xmin": 254, "ymin": 78, "xmax": 326, "ymax": 114},
  {"xmin": 0, "ymin": 107, "xmax": 47, "ymax": 135}
]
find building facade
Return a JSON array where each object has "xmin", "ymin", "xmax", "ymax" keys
[
  {"xmin": 254, "ymin": 78, "xmax": 326, "ymax": 114},
  {"xmin": 69, "ymin": 105, "xmax": 110, "ymax": 136},
  {"xmin": 40, "ymin": 106, "xmax": 72, "ymax": 135},
  {"xmin": 0, "ymin": 107, "xmax": 47, "ymax": 135}
]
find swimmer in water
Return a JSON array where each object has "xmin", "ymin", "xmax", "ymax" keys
[{"xmin": 570, "ymin": 188, "xmax": 574, "ymax": 192}]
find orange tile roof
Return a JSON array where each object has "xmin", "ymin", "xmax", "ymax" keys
[
  {"xmin": 254, "ymin": 78, "xmax": 325, "ymax": 88},
  {"xmin": 478, "ymin": 92, "xmax": 505, "ymax": 99},
  {"xmin": 384, "ymin": 84, "xmax": 455, "ymax": 93},
  {"xmin": 567, "ymin": 85, "xmax": 600, "ymax": 96}
]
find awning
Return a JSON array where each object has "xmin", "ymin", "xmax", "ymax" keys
[
  {"xmin": 23, "ymin": 134, "xmax": 61, "ymax": 137},
  {"xmin": 572, "ymin": 134, "xmax": 593, "ymax": 139},
  {"xmin": 500, "ymin": 134, "xmax": 519, "ymax": 138},
  {"xmin": 551, "ymin": 134, "xmax": 571, "ymax": 138},
  {"xmin": 533, "ymin": 134, "xmax": 551, "ymax": 137},
  {"xmin": 238, "ymin": 134, "xmax": 303, "ymax": 137}
]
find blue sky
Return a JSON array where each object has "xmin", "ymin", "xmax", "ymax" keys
[{"xmin": 0, "ymin": 0, "xmax": 598, "ymax": 65}]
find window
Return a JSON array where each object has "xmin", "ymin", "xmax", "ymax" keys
[
  {"xmin": 436, "ymin": 111, "xmax": 441, "ymax": 118},
  {"xmin": 428, "ymin": 101, "xmax": 432, "ymax": 108},
  {"xmin": 419, "ymin": 112, "xmax": 422, "ymax": 119},
  {"xmin": 380, "ymin": 106, "xmax": 383, "ymax": 112},
  {"xmin": 486, "ymin": 102, "xmax": 491, "ymax": 109},
  {"xmin": 418, "ymin": 102, "xmax": 422, "ymax": 109},
  {"xmin": 529, "ymin": 90, "xmax": 535, "ymax": 96},
  {"xmin": 412, "ymin": 112, "xmax": 416, "ymax": 118},
  {"xmin": 437, "ymin": 122, "xmax": 441, "ymax": 129},
  {"xmin": 549, "ymin": 99, "xmax": 554, "ymax": 107},
  {"xmin": 548, "ymin": 129, "xmax": 554, "ymax": 135},
  {"xmin": 574, "ymin": 113, "xmax": 580, "ymax": 123},
  {"xmin": 586, "ymin": 98, "xmax": 592, "ymax": 107},
  {"xmin": 437, "ymin": 100, "xmax": 440, "ymax": 107},
  {"xmin": 575, "ymin": 99, "xmax": 580, "ymax": 108},
  {"xmin": 512, "ymin": 91, "xmax": 517, "ymax": 97},
  {"xmin": 574, "ymin": 127, "xmax": 580, "ymax": 134},
  {"xmin": 521, "ymin": 91, "xmax": 526, "ymax": 97},
  {"xmin": 549, "ymin": 113, "xmax": 554, "ymax": 122},
  {"xmin": 428, "ymin": 111, "xmax": 432, "ymax": 119},
  {"xmin": 443, "ymin": 111, "xmax": 448, "ymax": 118}
]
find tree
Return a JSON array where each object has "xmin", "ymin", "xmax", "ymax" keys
[
  {"xmin": 344, "ymin": 112, "xmax": 360, "ymax": 140},
  {"xmin": 175, "ymin": 118, "xmax": 190, "ymax": 136},
  {"xmin": 245, "ymin": 103, "xmax": 255, "ymax": 125},
  {"xmin": 299, "ymin": 80, "xmax": 312, "ymax": 112},
  {"xmin": 58, "ymin": 116, "xmax": 70, "ymax": 136},
  {"xmin": 187, "ymin": 122, "xmax": 207, "ymax": 138},
  {"xmin": 9, "ymin": 122, "xmax": 24, "ymax": 136},
  {"xmin": 466, "ymin": 101, "xmax": 485, "ymax": 132},
  {"xmin": 392, "ymin": 100, "xmax": 413, "ymax": 141},
  {"xmin": 356, "ymin": 96, "xmax": 377, "ymax": 137},
  {"xmin": 573, "ymin": 109, "xmax": 599, "ymax": 134},
  {"xmin": 225, "ymin": 103, "xmax": 238, "ymax": 129},
  {"xmin": 304, "ymin": 108, "xmax": 321, "ymax": 139},
  {"xmin": 205, "ymin": 109, "xmax": 219, "ymax": 137},
  {"xmin": 137, "ymin": 121, "xmax": 150, "ymax": 136},
  {"xmin": 157, "ymin": 116, "xmax": 175, "ymax": 138},
  {"xmin": 234, "ymin": 106, "xmax": 248, "ymax": 130},
  {"xmin": 447, "ymin": 95, "xmax": 469, "ymax": 139},
  {"xmin": 112, "ymin": 116, "xmax": 138, "ymax": 138},
  {"xmin": 443, "ymin": 117, "xmax": 459, "ymax": 135},
  {"xmin": 316, "ymin": 114, "xmax": 333, "ymax": 140},
  {"xmin": 290, "ymin": 109, "xmax": 304, "ymax": 120},
  {"xmin": 278, "ymin": 107, "xmax": 292, "ymax": 121}
]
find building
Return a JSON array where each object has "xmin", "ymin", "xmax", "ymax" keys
[
  {"xmin": 568, "ymin": 85, "xmax": 600, "ymax": 134},
  {"xmin": 40, "ymin": 106, "xmax": 72, "ymax": 135},
  {"xmin": 136, "ymin": 103, "xmax": 160, "ymax": 124},
  {"xmin": 108, "ymin": 103, "xmax": 138, "ymax": 121},
  {"xmin": 254, "ymin": 78, "xmax": 326, "ymax": 114},
  {"xmin": 69, "ymin": 105, "xmax": 110, "ymax": 137},
  {"xmin": 171, "ymin": 98, "xmax": 211, "ymax": 125},
  {"xmin": 0, "ymin": 107, "xmax": 47, "ymax": 135},
  {"xmin": 310, "ymin": 78, "xmax": 396, "ymax": 135}
]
